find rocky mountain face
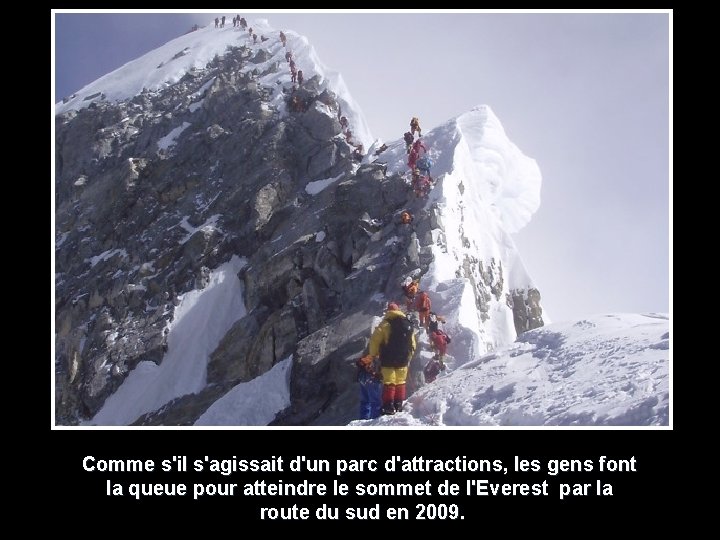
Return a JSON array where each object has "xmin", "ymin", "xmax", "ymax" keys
[{"xmin": 55, "ymin": 41, "xmax": 543, "ymax": 426}]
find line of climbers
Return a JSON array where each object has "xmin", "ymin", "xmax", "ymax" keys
[
  {"xmin": 224, "ymin": 18, "xmax": 366, "ymax": 162},
  {"xmin": 356, "ymin": 289, "xmax": 452, "ymax": 419},
  {"xmin": 404, "ymin": 117, "xmax": 435, "ymax": 198},
  {"xmin": 353, "ymin": 114, "xmax": 450, "ymax": 420}
]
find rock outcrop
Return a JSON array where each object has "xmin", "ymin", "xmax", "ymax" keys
[{"xmin": 55, "ymin": 32, "xmax": 543, "ymax": 426}]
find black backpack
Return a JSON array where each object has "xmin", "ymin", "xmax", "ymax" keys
[
  {"xmin": 380, "ymin": 316, "xmax": 414, "ymax": 367},
  {"xmin": 428, "ymin": 313, "xmax": 439, "ymax": 333}
]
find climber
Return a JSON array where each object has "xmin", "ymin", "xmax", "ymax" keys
[
  {"xmin": 403, "ymin": 131, "xmax": 414, "ymax": 154},
  {"xmin": 412, "ymin": 138, "xmax": 428, "ymax": 158},
  {"xmin": 248, "ymin": 27, "xmax": 253, "ymax": 34},
  {"xmin": 345, "ymin": 130, "xmax": 354, "ymax": 144},
  {"xmin": 221, "ymin": 15, "xmax": 225, "ymax": 28},
  {"xmin": 410, "ymin": 116, "xmax": 421, "ymax": 137},
  {"xmin": 423, "ymin": 355, "xmax": 446, "ymax": 383},
  {"xmin": 352, "ymin": 144, "xmax": 364, "ymax": 162},
  {"xmin": 240, "ymin": 17, "xmax": 247, "ymax": 29},
  {"xmin": 215, "ymin": 17, "xmax": 219, "ymax": 28},
  {"xmin": 416, "ymin": 154, "xmax": 433, "ymax": 178},
  {"xmin": 408, "ymin": 137, "xmax": 428, "ymax": 171},
  {"xmin": 253, "ymin": 33, "xmax": 258, "ymax": 44},
  {"xmin": 430, "ymin": 329, "xmax": 450, "ymax": 361},
  {"xmin": 356, "ymin": 354, "xmax": 382, "ymax": 420},
  {"xmin": 400, "ymin": 211, "xmax": 413, "ymax": 225},
  {"xmin": 402, "ymin": 278, "xmax": 419, "ymax": 311},
  {"xmin": 285, "ymin": 51, "xmax": 293, "ymax": 63},
  {"xmin": 289, "ymin": 95, "xmax": 304, "ymax": 113},
  {"xmin": 280, "ymin": 31, "xmax": 287, "ymax": 46},
  {"xmin": 427, "ymin": 312, "xmax": 446, "ymax": 334},
  {"xmin": 415, "ymin": 290, "xmax": 431, "ymax": 331},
  {"xmin": 411, "ymin": 169, "xmax": 431, "ymax": 198},
  {"xmin": 297, "ymin": 70, "xmax": 304, "ymax": 86},
  {"xmin": 232, "ymin": 16, "xmax": 236, "ymax": 27},
  {"xmin": 368, "ymin": 303, "xmax": 417, "ymax": 415},
  {"xmin": 411, "ymin": 169, "xmax": 422, "ymax": 195}
]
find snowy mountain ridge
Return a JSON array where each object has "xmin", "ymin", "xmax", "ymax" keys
[
  {"xmin": 355, "ymin": 312, "xmax": 669, "ymax": 426},
  {"xmin": 55, "ymin": 18, "xmax": 374, "ymax": 151},
  {"xmin": 54, "ymin": 18, "xmax": 668, "ymax": 426}
]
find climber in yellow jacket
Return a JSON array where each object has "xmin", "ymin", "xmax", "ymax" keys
[{"xmin": 368, "ymin": 303, "xmax": 417, "ymax": 414}]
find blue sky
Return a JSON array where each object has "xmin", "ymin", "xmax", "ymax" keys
[{"xmin": 54, "ymin": 10, "xmax": 671, "ymax": 322}]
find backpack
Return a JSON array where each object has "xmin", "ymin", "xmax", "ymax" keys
[
  {"xmin": 428, "ymin": 313, "xmax": 439, "ymax": 333},
  {"xmin": 379, "ymin": 316, "xmax": 414, "ymax": 367},
  {"xmin": 423, "ymin": 358, "xmax": 444, "ymax": 383},
  {"xmin": 417, "ymin": 156, "xmax": 433, "ymax": 172}
]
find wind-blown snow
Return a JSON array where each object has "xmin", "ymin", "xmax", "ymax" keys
[
  {"xmin": 354, "ymin": 313, "xmax": 669, "ymax": 426},
  {"xmin": 194, "ymin": 357, "xmax": 292, "ymax": 426},
  {"xmin": 54, "ymin": 18, "xmax": 373, "ymax": 150},
  {"xmin": 91, "ymin": 255, "xmax": 247, "ymax": 425}
]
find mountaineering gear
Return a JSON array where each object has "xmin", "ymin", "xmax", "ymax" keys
[
  {"xmin": 404, "ymin": 131, "xmax": 414, "ymax": 154},
  {"xmin": 428, "ymin": 312, "xmax": 446, "ymax": 334},
  {"xmin": 410, "ymin": 117, "xmax": 422, "ymax": 137},
  {"xmin": 380, "ymin": 366, "xmax": 408, "ymax": 385},
  {"xmin": 402, "ymin": 279, "xmax": 419, "ymax": 309},
  {"xmin": 423, "ymin": 358, "xmax": 446, "ymax": 383},
  {"xmin": 378, "ymin": 316, "xmax": 415, "ymax": 367},
  {"xmin": 369, "ymin": 308, "xmax": 417, "ymax": 415},
  {"xmin": 430, "ymin": 330, "xmax": 449, "ymax": 358},
  {"xmin": 357, "ymin": 354, "xmax": 380, "ymax": 378},
  {"xmin": 381, "ymin": 367, "xmax": 408, "ymax": 412},
  {"xmin": 412, "ymin": 171, "xmax": 432, "ymax": 198},
  {"xmin": 358, "ymin": 371, "xmax": 382, "ymax": 419},
  {"xmin": 408, "ymin": 139, "xmax": 427, "ymax": 170},
  {"xmin": 416, "ymin": 155, "xmax": 433, "ymax": 175},
  {"xmin": 357, "ymin": 355, "xmax": 382, "ymax": 419},
  {"xmin": 416, "ymin": 291, "xmax": 431, "ymax": 329}
]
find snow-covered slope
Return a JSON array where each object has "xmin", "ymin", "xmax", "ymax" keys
[
  {"xmin": 90, "ymin": 256, "xmax": 247, "ymax": 425},
  {"xmin": 372, "ymin": 105, "xmax": 543, "ymax": 360},
  {"xmin": 55, "ymin": 18, "xmax": 373, "ymax": 150},
  {"xmin": 355, "ymin": 313, "xmax": 669, "ymax": 426},
  {"xmin": 194, "ymin": 357, "xmax": 292, "ymax": 426}
]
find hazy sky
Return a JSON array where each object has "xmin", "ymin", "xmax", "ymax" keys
[{"xmin": 54, "ymin": 10, "xmax": 671, "ymax": 323}]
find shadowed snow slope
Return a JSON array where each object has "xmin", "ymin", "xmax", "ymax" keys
[{"xmin": 352, "ymin": 313, "xmax": 669, "ymax": 426}]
